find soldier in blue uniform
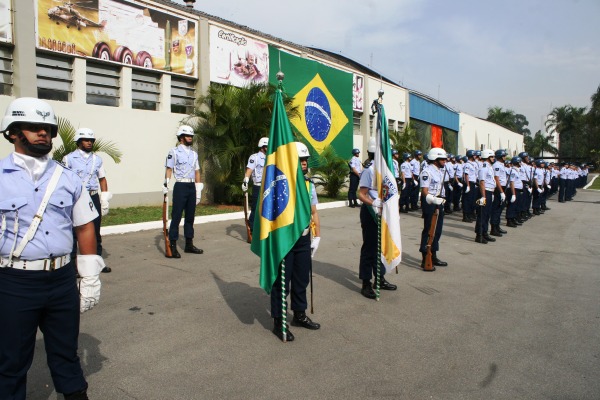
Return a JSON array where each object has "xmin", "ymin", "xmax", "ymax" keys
[
  {"xmin": 462, "ymin": 150, "xmax": 478, "ymax": 223},
  {"xmin": 532, "ymin": 159, "xmax": 545, "ymax": 215},
  {"xmin": 242, "ymin": 137, "xmax": 268, "ymax": 227},
  {"xmin": 271, "ymin": 142, "xmax": 321, "ymax": 342},
  {"xmin": 163, "ymin": 125, "xmax": 204, "ymax": 258},
  {"xmin": 409, "ymin": 150, "xmax": 423, "ymax": 210},
  {"xmin": 490, "ymin": 149, "xmax": 508, "ymax": 237},
  {"xmin": 63, "ymin": 128, "xmax": 112, "ymax": 273},
  {"xmin": 347, "ymin": 148, "xmax": 363, "ymax": 208},
  {"xmin": 0, "ymin": 98, "xmax": 104, "ymax": 400},
  {"xmin": 475, "ymin": 149, "xmax": 497, "ymax": 244},
  {"xmin": 419, "ymin": 148, "xmax": 449, "ymax": 271},
  {"xmin": 505, "ymin": 157, "xmax": 522, "ymax": 228},
  {"xmin": 357, "ymin": 139, "xmax": 397, "ymax": 299},
  {"xmin": 399, "ymin": 152, "xmax": 412, "ymax": 213}
]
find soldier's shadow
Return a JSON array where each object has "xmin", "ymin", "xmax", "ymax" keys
[
  {"xmin": 27, "ymin": 332, "xmax": 107, "ymax": 400},
  {"xmin": 225, "ymin": 224, "xmax": 250, "ymax": 243},
  {"xmin": 210, "ymin": 271, "xmax": 271, "ymax": 330},
  {"xmin": 312, "ymin": 261, "xmax": 361, "ymax": 294}
]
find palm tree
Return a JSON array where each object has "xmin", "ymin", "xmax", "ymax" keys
[
  {"xmin": 52, "ymin": 116, "xmax": 123, "ymax": 163},
  {"xmin": 546, "ymin": 105, "xmax": 587, "ymax": 161},
  {"xmin": 188, "ymin": 82, "xmax": 299, "ymax": 204},
  {"xmin": 487, "ymin": 106, "xmax": 517, "ymax": 131},
  {"xmin": 310, "ymin": 145, "xmax": 348, "ymax": 198},
  {"xmin": 389, "ymin": 122, "xmax": 421, "ymax": 155},
  {"xmin": 523, "ymin": 130, "xmax": 558, "ymax": 158}
]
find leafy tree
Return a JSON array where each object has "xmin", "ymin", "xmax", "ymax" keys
[
  {"xmin": 310, "ymin": 145, "xmax": 348, "ymax": 198},
  {"xmin": 514, "ymin": 114, "xmax": 531, "ymax": 136},
  {"xmin": 486, "ymin": 106, "xmax": 517, "ymax": 131},
  {"xmin": 389, "ymin": 122, "xmax": 421, "ymax": 155},
  {"xmin": 189, "ymin": 82, "xmax": 298, "ymax": 204},
  {"xmin": 523, "ymin": 130, "xmax": 558, "ymax": 158},
  {"xmin": 52, "ymin": 116, "xmax": 123, "ymax": 163},
  {"xmin": 546, "ymin": 105, "xmax": 587, "ymax": 161}
]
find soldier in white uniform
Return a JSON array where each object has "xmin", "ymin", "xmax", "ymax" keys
[
  {"xmin": 490, "ymin": 149, "xmax": 508, "ymax": 237},
  {"xmin": 475, "ymin": 149, "xmax": 497, "ymax": 244},
  {"xmin": 347, "ymin": 148, "xmax": 363, "ymax": 208},
  {"xmin": 0, "ymin": 98, "xmax": 104, "ymax": 400},
  {"xmin": 242, "ymin": 137, "xmax": 268, "ymax": 229}
]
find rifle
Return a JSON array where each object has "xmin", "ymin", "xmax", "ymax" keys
[
  {"xmin": 243, "ymin": 192, "xmax": 252, "ymax": 243},
  {"xmin": 163, "ymin": 193, "xmax": 172, "ymax": 258},
  {"xmin": 423, "ymin": 166, "xmax": 446, "ymax": 272}
]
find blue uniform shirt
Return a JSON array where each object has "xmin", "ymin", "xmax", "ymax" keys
[
  {"xmin": 478, "ymin": 161, "xmax": 496, "ymax": 190},
  {"xmin": 464, "ymin": 161, "xmax": 477, "ymax": 182},
  {"xmin": 165, "ymin": 145, "xmax": 199, "ymax": 180},
  {"xmin": 392, "ymin": 159, "xmax": 399, "ymax": 179},
  {"xmin": 400, "ymin": 161, "xmax": 412, "ymax": 179},
  {"xmin": 493, "ymin": 160, "xmax": 507, "ymax": 186},
  {"xmin": 349, "ymin": 156, "xmax": 363, "ymax": 175},
  {"xmin": 420, "ymin": 164, "xmax": 444, "ymax": 197},
  {"xmin": 508, "ymin": 167, "xmax": 523, "ymax": 189},
  {"xmin": 0, "ymin": 154, "xmax": 97, "ymax": 261},
  {"xmin": 359, "ymin": 165, "xmax": 378, "ymax": 201},
  {"xmin": 62, "ymin": 150, "xmax": 105, "ymax": 191},
  {"xmin": 246, "ymin": 151, "xmax": 266, "ymax": 185}
]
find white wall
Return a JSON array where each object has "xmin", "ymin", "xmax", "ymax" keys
[{"xmin": 459, "ymin": 112, "xmax": 524, "ymax": 156}]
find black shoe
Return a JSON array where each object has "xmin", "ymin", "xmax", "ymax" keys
[
  {"xmin": 400, "ymin": 207, "xmax": 408, "ymax": 213},
  {"xmin": 483, "ymin": 233, "xmax": 496, "ymax": 242},
  {"xmin": 376, "ymin": 277, "xmax": 397, "ymax": 291},
  {"xmin": 475, "ymin": 235, "xmax": 488, "ymax": 244},
  {"xmin": 184, "ymin": 239, "xmax": 204, "ymax": 254},
  {"xmin": 533, "ymin": 209, "xmax": 541, "ymax": 215},
  {"xmin": 64, "ymin": 390, "xmax": 89, "ymax": 400},
  {"xmin": 542, "ymin": 206, "xmax": 551, "ymax": 211},
  {"xmin": 490, "ymin": 226, "xmax": 503, "ymax": 237},
  {"xmin": 507, "ymin": 219, "xmax": 518, "ymax": 228},
  {"xmin": 361, "ymin": 282, "xmax": 377, "ymax": 299},
  {"xmin": 167, "ymin": 240, "xmax": 181, "ymax": 258},
  {"xmin": 292, "ymin": 312, "xmax": 320, "ymax": 330},
  {"xmin": 432, "ymin": 253, "xmax": 448, "ymax": 267},
  {"xmin": 273, "ymin": 318, "xmax": 294, "ymax": 342},
  {"xmin": 462, "ymin": 216, "xmax": 473, "ymax": 223},
  {"xmin": 101, "ymin": 266, "xmax": 112, "ymax": 273},
  {"xmin": 497, "ymin": 226, "xmax": 507, "ymax": 234},
  {"xmin": 349, "ymin": 204, "xmax": 356, "ymax": 208}
]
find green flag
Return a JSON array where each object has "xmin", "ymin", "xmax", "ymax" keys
[{"xmin": 251, "ymin": 88, "xmax": 311, "ymax": 294}]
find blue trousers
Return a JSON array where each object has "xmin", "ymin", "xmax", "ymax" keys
[
  {"xmin": 248, "ymin": 184, "xmax": 260, "ymax": 233},
  {"xmin": 348, "ymin": 174, "xmax": 359, "ymax": 204},
  {"xmin": 506, "ymin": 190, "xmax": 521, "ymax": 219},
  {"xmin": 0, "ymin": 263, "xmax": 87, "ymax": 399},
  {"xmin": 169, "ymin": 182, "xmax": 197, "ymax": 241},
  {"xmin": 463, "ymin": 181, "xmax": 476, "ymax": 216},
  {"xmin": 359, "ymin": 205, "xmax": 387, "ymax": 281},
  {"xmin": 491, "ymin": 187, "xmax": 506, "ymax": 225},
  {"xmin": 410, "ymin": 176, "xmax": 420, "ymax": 208},
  {"xmin": 475, "ymin": 191, "xmax": 493, "ymax": 235},
  {"xmin": 270, "ymin": 234, "xmax": 311, "ymax": 318},
  {"xmin": 419, "ymin": 202, "xmax": 445, "ymax": 253}
]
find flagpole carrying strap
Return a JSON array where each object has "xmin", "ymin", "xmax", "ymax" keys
[{"xmin": 12, "ymin": 165, "xmax": 64, "ymax": 259}]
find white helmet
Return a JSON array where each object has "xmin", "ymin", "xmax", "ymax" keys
[
  {"xmin": 176, "ymin": 125, "xmax": 194, "ymax": 137},
  {"xmin": 481, "ymin": 149, "xmax": 495, "ymax": 159},
  {"xmin": 74, "ymin": 128, "xmax": 95, "ymax": 142},
  {"xmin": 427, "ymin": 147, "xmax": 447, "ymax": 161},
  {"xmin": 1, "ymin": 97, "xmax": 58, "ymax": 137},
  {"xmin": 296, "ymin": 142, "xmax": 310, "ymax": 158},
  {"xmin": 367, "ymin": 137, "xmax": 376, "ymax": 153},
  {"xmin": 258, "ymin": 137, "xmax": 269, "ymax": 147}
]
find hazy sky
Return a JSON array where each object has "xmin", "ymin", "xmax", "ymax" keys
[{"xmin": 173, "ymin": 0, "xmax": 600, "ymax": 134}]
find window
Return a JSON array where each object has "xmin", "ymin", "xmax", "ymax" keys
[
  {"xmin": 388, "ymin": 119, "xmax": 396, "ymax": 132},
  {"xmin": 0, "ymin": 46, "xmax": 12, "ymax": 96},
  {"xmin": 86, "ymin": 62, "xmax": 120, "ymax": 107},
  {"xmin": 36, "ymin": 52, "xmax": 72, "ymax": 101},
  {"xmin": 132, "ymin": 70, "xmax": 160, "ymax": 110},
  {"xmin": 353, "ymin": 112, "xmax": 361, "ymax": 135},
  {"xmin": 171, "ymin": 76, "xmax": 196, "ymax": 114},
  {"xmin": 369, "ymin": 115, "xmax": 374, "ymax": 135}
]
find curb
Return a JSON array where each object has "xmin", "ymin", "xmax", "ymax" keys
[{"xmin": 101, "ymin": 200, "xmax": 350, "ymax": 236}]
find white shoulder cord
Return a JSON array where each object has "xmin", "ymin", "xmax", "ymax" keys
[
  {"xmin": 11, "ymin": 164, "xmax": 64, "ymax": 260},
  {"xmin": 81, "ymin": 154, "xmax": 97, "ymax": 188}
]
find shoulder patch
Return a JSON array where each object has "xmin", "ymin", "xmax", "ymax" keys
[
  {"xmin": 249, "ymin": 159, "xmax": 255, "ymax": 164},
  {"xmin": 168, "ymin": 155, "xmax": 173, "ymax": 159},
  {"xmin": 495, "ymin": 167, "xmax": 499, "ymax": 171},
  {"xmin": 422, "ymin": 175, "xmax": 428, "ymax": 181}
]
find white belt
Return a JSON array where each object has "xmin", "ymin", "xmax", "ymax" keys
[
  {"xmin": 176, "ymin": 178, "xmax": 194, "ymax": 183},
  {"xmin": 0, "ymin": 255, "xmax": 71, "ymax": 271},
  {"xmin": 89, "ymin": 190, "xmax": 99, "ymax": 196}
]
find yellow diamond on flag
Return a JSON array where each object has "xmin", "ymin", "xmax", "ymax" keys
[{"xmin": 290, "ymin": 73, "xmax": 349, "ymax": 154}]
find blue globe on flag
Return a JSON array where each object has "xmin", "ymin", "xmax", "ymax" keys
[
  {"xmin": 261, "ymin": 165, "xmax": 289, "ymax": 221},
  {"xmin": 305, "ymin": 87, "xmax": 331, "ymax": 142}
]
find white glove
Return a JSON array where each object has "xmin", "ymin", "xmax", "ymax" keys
[
  {"xmin": 537, "ymin": 187, "xmax": 542, "ymax": 193},
  {"xmin": 413, "ymin": 180, "xmax": 418, "ymax": 186},
  {"xmin": 527, "ymin": 187, "xmax": 533, "ymax": 194},
  {"xmin": 402, "ymin": 182, "xmax": 406, "ymax": 190},
  {"xmin": 311, "ymin": 236, "xmax": 320, "ymax": 258},
  {"xmin": 163, "ymin": 178, "xmax": 169, "ymax": 195},
  {"xmin": 100, "ymin": 191, "xmax": 112, "ymax": 216},
  {"xmin": 426, "ymin": 194, "xmax": 445, "ymax": 205},
  {"xmin": 242, "ymin": 177, "xmax": 249, "ymax": 192},
  {"xmin": 371, "ymin": 198, "xmax": 382, "ymax": 215},
  {"xmin": 500, "ymin": 192, "xmax": 506, "ymax": 202},
  {"xmin": 457, "ymin": 182, "xmax": 464, "ymax": 188},
  {"xmin": 195, "ymin": 183, "xmax": 204, "ymax": 205},
  {"xmin": 476, "ymin": 197, "xmax": 486, "ymax": 206},
  {"xmin": 491, "ymin": 194, "xmax": 495, "ymax": 202},
  {"xmin": 77, "ymin": 255, "xmax": 104, "ymax": 313},
  {"xmin": 510, "ymin": 195, "xmax": 516, "ymax": 203},
  {"xmin": 448, "ymin": 184, "xmax": 453, "ymax": 191},
  {"xmin": 465, "ymin": 185, "xmax": 470, "ymax": 193}
]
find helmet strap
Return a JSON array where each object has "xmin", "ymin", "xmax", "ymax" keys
[{"xmin": 16, "ymin": 131, "xmax": 53, "ymax": 156}]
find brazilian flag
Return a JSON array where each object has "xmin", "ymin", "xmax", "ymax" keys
[
  {"xmin": 269, "ymin": 48, "xmax": 353, "ymax": 158},
  {"xmin": 251, "ymin": 87, "xmax": 311, "ymax": 294}
]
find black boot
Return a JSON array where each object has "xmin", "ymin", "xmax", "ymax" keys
[
  {"xmin": 273, "ymin": 317, "xmax": 294, "ymax": 342},
  {"xmin": 167, "ymin": 240, "xmax": 181, "ymax": 258},
  {"xmin": 184, "ymin": 239, "xmax": 204, "ymax": 254},
  {"xmin": 64, "ymin": 390, "xmax": 89, "ymax": 400},
  {"xmin": 515, "ymin": 216, "xmax": 524, "ymax": 225},
  {"xmin": 483, "ymin": 233, "xmax": 496, "ymax": 242},
  {"xmin": 361, "ymin": 281, "xmax": 376, "ymax": 299},
  {"xmin": 432, "ymin": 252, "xmax": 448, "ymax": 267},
  {"xmin": 497, "ymin": 225, "xmax": 507, "ymax": 234},
  {"xmin": 292, "ymin": 311, "xmax": 320, "ymax": 330},
  {"xmin": 376, "ymin": 276, "xmax": 397, "ymax": 290},
  {"xmin": 475, "ymin": 235, "xmax": 488, "ymax": 244},
  {"xmin": 533, "ymin": 208, "xmax": 541, "ymax": 215},
  {"xmin": 490, "ymin": 225, "xmax": 503, "ymax": 237},
  {"xmin": 507, "ymin": 219, "xmax": 518, "ymax": 228},
  {"xmin": 462, "ymin": 215, "xmax": 473, "ymax": 223}
]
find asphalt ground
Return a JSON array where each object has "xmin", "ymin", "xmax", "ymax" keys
[{"xmin": 28, "ymin": 187, "xmax": 600, "ymax": 400}]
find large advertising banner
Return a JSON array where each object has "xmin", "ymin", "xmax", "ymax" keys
[
  {"xmin": 210, "ymin": 25, "xmax": 269, "ymax": 87},
  {"xmin": 269, "ymin": 48, "xmax": 352, "ymax": 157},
  {"xmin": 36, "ymin": 0, "xmax": 198, "ymax": 76},
  {"xmin": 353, "ymin": 73, "xmax": 364, "ymax": 112},
  {"xmin": 0, "ymin": 0, "xmax": 11, "ymax": 43}
]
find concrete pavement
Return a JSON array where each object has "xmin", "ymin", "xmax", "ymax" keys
[{"xmin": 28, "ymin": 188, "xmax": 600, "ymax": 399}]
